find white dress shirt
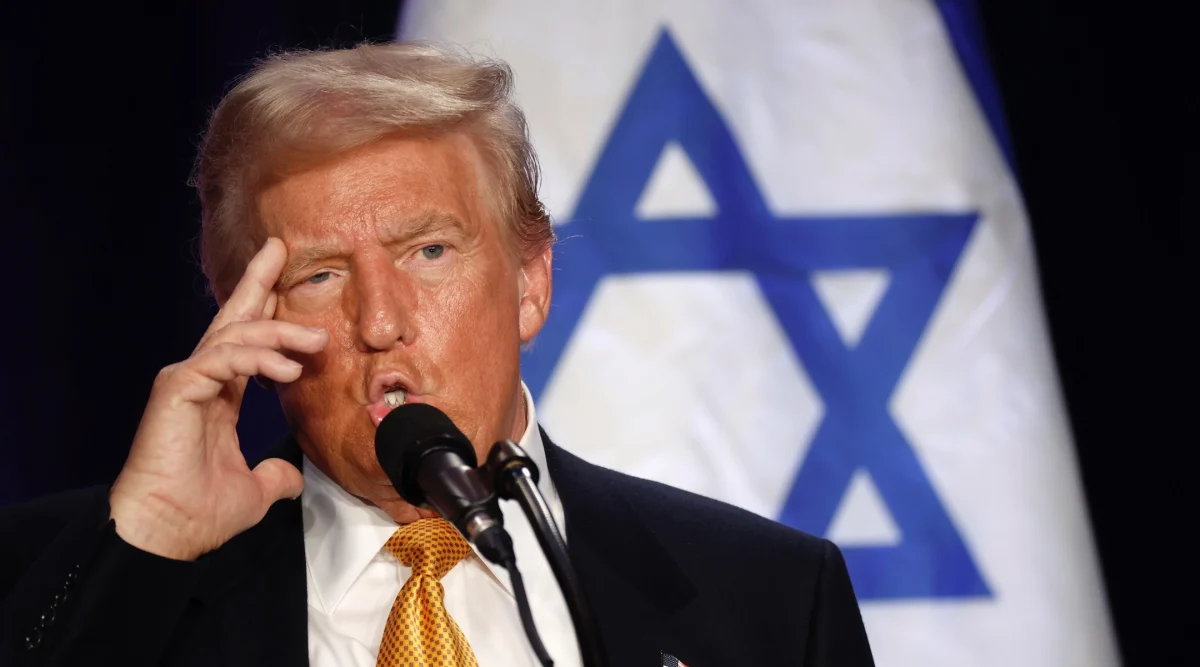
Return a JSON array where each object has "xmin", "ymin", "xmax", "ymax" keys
[{"xmin": 302, "ymin": 384, "xmax": 581, "ymax": 667}]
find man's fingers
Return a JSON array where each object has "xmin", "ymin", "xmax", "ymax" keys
[
  {"xmin": 198, "ymin": 320, "xmax": 328, "ymax": 355},
  {"xmin": 205, "ymin": 238, "xmax": 287, "ymax": 335},
  {"xmin": 252, "ymin": 458, "xmax": 305, "ymax": 503},
  {"xmin": 169, "ymin": 344, "xmax": 304, "ymax": 403},
  {"xmin": 262, "ymin": 291, "xmax": 278, "ymax": 320}
]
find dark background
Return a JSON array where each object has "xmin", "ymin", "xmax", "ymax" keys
[{"xmin": 0, "ymin": 1, "xmax": 1188, "ymax": 664}]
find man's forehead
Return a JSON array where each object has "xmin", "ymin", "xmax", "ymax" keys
[{"xmin": 259, "ymin": 133, "xmax": 494, "ymax": 231}]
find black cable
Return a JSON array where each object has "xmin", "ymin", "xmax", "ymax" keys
[
  {"xmin": 503, "ymin": 557, "xmax": 554, "ymax": 667},
  {"xmin": 509, "ymin": 473, "xmax": 608, "ymax": 667},
  {"xmin": 484, "ymin": 441, "xmax": 609, "ymax": 667}
]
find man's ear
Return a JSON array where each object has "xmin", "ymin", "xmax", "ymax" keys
[{"xmin": 518, "ymin": 244, "xmax": 553, "ymax": 344}]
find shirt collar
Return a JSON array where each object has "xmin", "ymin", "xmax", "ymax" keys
[
  {"xmin": 301, "ymin": 455, "xmax": 397, "ymax": 614},
  {"xmin": 301, "ymin": 380, "xmax": 558, "ymax": 612},
  {"xmin": 514, "ymin": 380, "xmax": 565, "ymax": 532}
]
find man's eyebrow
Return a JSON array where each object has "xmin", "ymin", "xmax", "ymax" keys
[
  {"xmin": 380, "ymin": 212, "xmax": 469, "ymax": 246},
  {"xmin": 278, "ymin": 243, "xmax": 347, "ymax": 284},
  {"xmin": 275, "ymin": 213, "xmax": 469, "ymax": 285}
]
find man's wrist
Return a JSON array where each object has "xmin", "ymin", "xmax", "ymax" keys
[{"xmin": 108, "ymin": 491, "xmax": 204, "ymax": 561}]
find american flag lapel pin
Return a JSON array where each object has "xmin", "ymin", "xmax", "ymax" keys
[{"xmin": 661, "ymin": 651, "xmax": 689, "ymax": 667}]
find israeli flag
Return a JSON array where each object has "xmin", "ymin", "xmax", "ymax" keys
[{"xmin": 401, "ymin": 1, "xmax": 1120, "ymax": 664}]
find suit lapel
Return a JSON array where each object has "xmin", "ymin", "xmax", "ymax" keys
[
  {"xmin": 542, "ymin": 430, "xmax": 713, "ymax": 666},
  {"xmin": 186, "ymin": 437, "xmax": 309, "ymax": 666},
  {"xmin": 172, "ymin": 430, "xmax": 713, "ymax": 666}
]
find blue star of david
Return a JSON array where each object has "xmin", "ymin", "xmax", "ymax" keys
[{"xmin": 522, "ymin": 29, "xmax": 990, "ymax": 600}]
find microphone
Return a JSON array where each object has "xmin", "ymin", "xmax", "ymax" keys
[
  {"xmin": 374, "ymin": 404, "xmax": 556, "ymax": 666},
  {"xmin": 374, "ymin": 403, "xmax": 514, "ymax": 566},
  {"xmin": 486, "ymin": 441, "xmax": 608, "ymax": 667}
]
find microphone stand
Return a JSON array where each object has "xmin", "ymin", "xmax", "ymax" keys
[{"xmin": 486, "ymin": 441, "xmax": 609, "ymax": 667}]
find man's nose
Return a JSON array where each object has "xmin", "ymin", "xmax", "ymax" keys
[{"xmin": 350, "ymin": 252, "xmax": 416, "ymax": 351}]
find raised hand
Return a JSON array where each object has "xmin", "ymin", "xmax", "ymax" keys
[{"xmin": 108, "ymin": 238, "xmax": 327, "ymax": 560}]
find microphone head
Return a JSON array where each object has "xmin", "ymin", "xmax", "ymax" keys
[{"xmin": 374, "ymin": 403, "xmax": 477, "ymax": 505}]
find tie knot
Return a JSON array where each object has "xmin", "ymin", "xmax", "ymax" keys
[{"xmin": 384, "ymin": 518, "xmax": 472, "ymax": 579}]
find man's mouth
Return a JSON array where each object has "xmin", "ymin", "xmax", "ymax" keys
[
  {"xmin": 383, "ymin": 386, "xmax": 406, "ymax": 408},
  {"xmin": 367, "ymin": 379, "xmax": 411, "ymax": 426}
]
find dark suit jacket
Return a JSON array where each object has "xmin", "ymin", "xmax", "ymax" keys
[{"xmin": 0, "ymin": 430, "xmax": 873, "ymax": 666}]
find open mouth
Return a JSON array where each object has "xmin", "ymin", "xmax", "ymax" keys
[
  {"xmin": 368, "ymin": 378, "xmax": 413, "ymax": 427},
  {"xmin": 382, "ymin": 384, "xmax": 407, "ymax": 408}
]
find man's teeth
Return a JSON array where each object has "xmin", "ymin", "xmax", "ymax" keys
[{"xmin": 383, "ymin": 389, "xmax": 406, "ymax": 408}]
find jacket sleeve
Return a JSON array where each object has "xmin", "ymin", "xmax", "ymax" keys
[
  {"xmin": 0, "ymin": 489, "xmax": 204, "ymax": 666},
  {"xmin": 802, "ymin": 539, "xmax": 875, "ymax": 667}
]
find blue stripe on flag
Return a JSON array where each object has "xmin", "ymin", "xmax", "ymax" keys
[{"xmin": 933, "ymin": 0, "xmax": 1015, "ymax": 170}]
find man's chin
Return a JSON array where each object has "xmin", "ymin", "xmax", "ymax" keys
[{"xmin": 371, "ymin": 496, "xmax": 442, "ymax": 525}]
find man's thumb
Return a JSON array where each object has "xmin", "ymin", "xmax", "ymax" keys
[{"xmin": 253, "ymin": 457, "xmax": 305, "ymax": 503}]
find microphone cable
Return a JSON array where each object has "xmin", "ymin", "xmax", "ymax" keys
[{"xmin": 502, "ymin": 555, "xmax": 554, "ymax": 667}]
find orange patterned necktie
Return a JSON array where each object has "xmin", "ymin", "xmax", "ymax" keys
[{"xmin": 376, "ymin": 518, "xmax": 478, "ymax": 667}]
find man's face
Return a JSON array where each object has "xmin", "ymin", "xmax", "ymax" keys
[{"xmin": 256, "ymin": 133, "xmax": 551, "ymax": 522}]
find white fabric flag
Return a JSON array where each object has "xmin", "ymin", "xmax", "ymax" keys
[{"xmin": 401, "ymin": 2, "xmax": 1119, "ymax": 665}]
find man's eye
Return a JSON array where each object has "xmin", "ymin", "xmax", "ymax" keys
[
  {"xmin": 420, "ymin": 245, "xmax": 446, "ymax": 260},
  {"xmin": 306, "ymin": 271, "xmax": 332, "ymax": 285}
]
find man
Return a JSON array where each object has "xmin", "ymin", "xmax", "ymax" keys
[{"xmin": 0, "ymin": 43, "xmax": 873, "ymax": 666}]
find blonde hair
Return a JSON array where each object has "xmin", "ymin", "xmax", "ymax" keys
[{"xmin": 193, "ymin": 42, "xmax": 554, "ymax": 299}]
